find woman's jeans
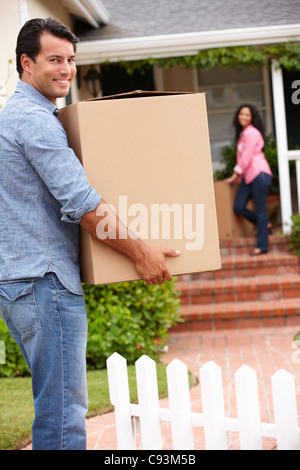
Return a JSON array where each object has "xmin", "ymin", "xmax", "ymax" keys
[
  {"xmin": 234, "ymin": 172, "xmax": 272, "ymax": 251},
  {"xmin": 0, "ymin": 272, "xmax": 88, "ymax": 450}
]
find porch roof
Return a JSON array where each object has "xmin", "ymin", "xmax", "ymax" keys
[
  {"xmin": 73, "ymin": 0, "xmax": 300, "ymax": 64},
  {"xmin": 76, "ymin": 0, "xmax": 300, "ymax": 40}
]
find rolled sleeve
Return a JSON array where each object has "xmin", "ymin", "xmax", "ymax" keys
[
  {"xmin": 233, "ymin": 164, "xmax": 243, "ymax": 175},
  {"xmin": 61, "ymin": 188, "xmax": 101, "ymax": 224},
  {"xmin": 17, "ymin": 109, "xmax": 101, "ymax": 223}
]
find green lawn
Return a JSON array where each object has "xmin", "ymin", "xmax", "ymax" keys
[{"xmin": 0, "ymin": 363, "xmax": 196, "ymax": 450}]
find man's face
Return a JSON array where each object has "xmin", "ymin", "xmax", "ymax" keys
[{"xmin": 21, "ymin": 32, "xmax": 76, "ymax": 104}]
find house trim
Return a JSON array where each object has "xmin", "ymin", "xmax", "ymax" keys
[
  {"xmin": 75, "ymin": 24, "xmax": 300, "ymax": 65},
  {"xmin": 62, "ymin": 0, "xmax": 110, "ymax": 28}
]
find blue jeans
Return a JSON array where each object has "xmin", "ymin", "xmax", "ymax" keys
[
  {"xmin": 0, "ymin": 272, "xmax": 88, "ymax": 450},
  {"xmin": 234, "ymin": 172, "xmax": 272, "ymax": 251}
]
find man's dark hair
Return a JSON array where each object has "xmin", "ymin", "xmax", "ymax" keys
[{"xmin": 16, "ymin": 17, "xmax": 79, "ymax": 78}]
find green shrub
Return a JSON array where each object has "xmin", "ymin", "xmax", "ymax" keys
[
  {"xmin": 0, "ymin": 320, "xmax": 29, "ymax": 377},
  {"xmin": 285, "ymin": 213, "xmax": 300, "ymax": 255},
  {"xmin": 213, "ymin": 140, "xmax": 237, "ymax": 182},
  {"xmin": 84, "ymin": 280, "xmax": 181, "ymax": 370},
  {"xmin": 0, "ymin": 280, "xmax": 181, "ymax": 377}
]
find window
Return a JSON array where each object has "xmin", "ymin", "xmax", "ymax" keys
[{"xmin": 197, "ymin": 66, "xmax": 272, "ymax": 171}]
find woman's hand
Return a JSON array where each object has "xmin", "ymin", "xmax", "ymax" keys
[{"xmin": 224, "ymin": 173, "xmax": 239, "ymax": 184}]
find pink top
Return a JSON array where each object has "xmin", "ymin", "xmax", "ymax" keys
[{"xmin": 234, "ymin": 124, "xmax": 272, "ymax": 184}]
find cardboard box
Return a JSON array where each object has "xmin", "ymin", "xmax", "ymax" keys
[
  {"xmin": 214, "ymin": 180, "xmax": 256, "ymax": 239},
  {"xmin": 59, "ymin": 91, "xmax": 221, "ymax": 284}
]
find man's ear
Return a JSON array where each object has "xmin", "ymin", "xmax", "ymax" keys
[{"xmin": 20, "ymin": 54, "xmax": 33, "ymax": 75}]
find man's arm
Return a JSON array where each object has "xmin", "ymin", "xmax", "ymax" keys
[{"xmin": 80, "ymin": 199, "xmax": 180, "ymax": 286}]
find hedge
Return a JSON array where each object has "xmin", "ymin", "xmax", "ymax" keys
[{"xmin": 0, "ymin": 279, "xmax": 181, "ymax": 377}]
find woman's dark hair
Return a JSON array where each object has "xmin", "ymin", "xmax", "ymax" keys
[
  {"xmin": 16, "ymin": 17, "xmax": 79, "ymax": 78},
  {"xmin": 233, "ymin": 104, "xmax": 265, "ymax": 142}
]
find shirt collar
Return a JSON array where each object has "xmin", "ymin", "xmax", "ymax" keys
[{"xmin": 16, "ymin": 81, "xmax": 59, "ymax": 116}]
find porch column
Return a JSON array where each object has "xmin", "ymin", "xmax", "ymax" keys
[{"xmin": 271, "ymin": 61, "xmax": 292, "ymax": 233}]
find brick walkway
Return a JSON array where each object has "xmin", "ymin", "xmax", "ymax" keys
[
  {"xmin": 24, "ymin": 322, "xmax": 299, "ymax": 450},
  {"xmin": 22, "ymin": 234, "xmax": 300, "ymax": 450},
  {"xmin": 86, "ymin": 323, "xmax": 300, "ymax": 450},
  {"xmin": 162, "ymin": 323, "xmax": 300, "ymax": 450}
]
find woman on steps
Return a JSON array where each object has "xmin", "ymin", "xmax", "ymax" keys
[{"xmin": 225, "ymin": 104, "xmax": 272, "ymax": 256}]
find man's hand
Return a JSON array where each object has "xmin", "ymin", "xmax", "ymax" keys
[
  {"xmin": 80, "ymin": 199, "xmax": 181, "ymax": 285},
  {"xmin": 133, "ymin": 245, "xmax": 181, "ymax": 286}
]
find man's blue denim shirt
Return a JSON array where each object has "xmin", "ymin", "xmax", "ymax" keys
[{"xmin": 0, "ymin": 81, "xmax": 101, "ymax": 294}]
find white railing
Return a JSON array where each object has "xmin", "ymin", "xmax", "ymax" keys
[{"xmin": 106, "ymin": 352, "xmax": 300, "ymax": 451}]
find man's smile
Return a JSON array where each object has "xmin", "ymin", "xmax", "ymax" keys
[{"xmin": 54, "ymin": 79, "xmax": 70, "ymax": 84}]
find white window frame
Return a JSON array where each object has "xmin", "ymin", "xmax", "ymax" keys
[{"xmin": 194, "ymin": 65, "xmax": 273, "ymax": 170}]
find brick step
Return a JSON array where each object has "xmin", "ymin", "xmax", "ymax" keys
[
  {"xmin": 174, "ymin": 297, "xmax": 300, "ymax": 332},
  {"xmin": 220, "ymin": 233, "xmax": 289, "ymax": 256},
  {"xmin": 178, "ymin": 252, "xmax": 299, "ymax": 281},
  {"xmin": 172, "ymin": 235, "xmax": 300, "ymax": 332},
  {"xmin": 176, "ymin": 273, "xmax": 300, "ymax": 306}
]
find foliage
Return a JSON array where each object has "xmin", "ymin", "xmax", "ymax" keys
[
  {"xmin": 214, "ymin": 135, "xmax": 282, "ymax": 194},
  {"xmin": 106, "ymin": 43, "xmax": 300, "ymax": 75},
  {"xmin": 84, "ymin": 280, "xmax": 181, "ymax": 370},
  {"xmin": 213, "ymin": 141, "xmax": 237, "ymax": 181},
  {"xmin": 0, "ymin": 319, "xmax": 29, "ymax": 378},
  {"xmin": 284, "ymin": 213, "xmax": 300, "ymax": 256},
  {"xmin": 0, "ymin": 280, "xmax": 181, "ymax": 377}
]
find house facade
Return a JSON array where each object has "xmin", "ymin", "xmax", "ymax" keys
[{"xmin": 0, "ymin": 0, "xmax": 300, "ymax": 228}]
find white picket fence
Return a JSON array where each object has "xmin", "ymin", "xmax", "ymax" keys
[{"xmin": 106, "ymin": 352, "xmax": 300, "ymax": 450}]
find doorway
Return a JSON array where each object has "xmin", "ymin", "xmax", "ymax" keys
[{"xmin": 101, "ymin": 63, "xmax": 155, "ymax": 96}]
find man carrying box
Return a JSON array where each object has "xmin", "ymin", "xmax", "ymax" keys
[{"xmin": 0, "ymin": 17, "xmax": 180, "ymax": 450}]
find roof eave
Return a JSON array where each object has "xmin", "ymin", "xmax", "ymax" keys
[
  {"xmin": 75, "ymin": 24, "xmax": 300, "ymax": 64},
  {"xmin": 62, "ymin": 0, "xmax": 111, "ymax": 28}
]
